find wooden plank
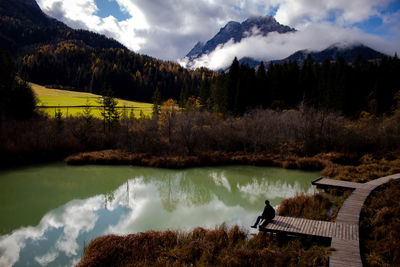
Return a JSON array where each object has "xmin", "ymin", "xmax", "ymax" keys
[
  {"xmin": 277, "ymin": 217, "xmax": 286, "ymax": 231},
  {"xmin": 304, "ymin": 219, "xmax": 312, "ymax": 235},
  {"xmin": 323, "ymin": 222, "xmax": 331, "ymax": 237},
  {"xmin": 325, "ymin": 222, "xmax": 332, "ymax": 237},
  {"xmin": 296, "ymin": 217, "xmax": 305, "ymax": 233},
  {"xmin": 285, "ymin": 216, "xmax": 293, "ymax": 229},
  {"xmin": 280, "ymin": 217, "xmax": 288, "ymax": 231},
  {"xmin": 318, "ymin": 221, "xmax": 326, "ymax": 236},
  {"xmin": 312, "ymin": 178, "xmax": 364, "ymax": 189},
  {"xmin": 312, "ymin": 220, "xmax": 321, "ymax": 236},
  {"xmin": 297, "ymin": 218, "xmax": 306, "ymax": 234},
  {"xmin": 269, "ymin": 220, "xmax": 277, "ymax": 230},
  {"xmin": 311, "ymin": 221, "xmax": 319, "ymax": 236},
  {"xmin": 326, "ymin": 222, "xmax": 333, "ymax": 237},
  {"xmin": 337, "ymin": 223, "xmax": 343, "ymax": 239},
  {"xmin": 287, "ymin": 217, "xmax": 296, "ymax": 232}
]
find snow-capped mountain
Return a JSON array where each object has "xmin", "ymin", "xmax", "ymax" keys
[{"xmin": 183, "ymin": 16, "xmax": 295, "ymax": 67}]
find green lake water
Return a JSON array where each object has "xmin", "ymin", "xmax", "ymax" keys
[{"xmin": 0, "ymin": 163, "xmax": 319, "ymax": 266}]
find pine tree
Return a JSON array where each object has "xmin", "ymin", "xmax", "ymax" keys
[
  {"xmin": 199, "ymin": 73, "xmax": 211, "ymax": 108},
  {"xmin": 256, "ymin": 61, "xmax": 267, "ymax": 107},
  {"xmin": 226, "ymin": 57, "xmax": 240, "ymax": 113},
  {"xmin": 152, "ymin": 87, "xmax": 161, "ymax": 118},
  {"xmin": 100, "ymin": 88, "xmax": 120, "ymax": 132}
]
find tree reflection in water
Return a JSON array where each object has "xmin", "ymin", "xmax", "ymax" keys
[{"xmin": 0, "ymin": 165, "xmax": 318, "ymax": 267}]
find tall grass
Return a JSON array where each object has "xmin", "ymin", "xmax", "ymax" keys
[
  {"xmin": 321, "ymin": 155, "xmax": 400, "ymax": 183},
  {"xmin": 277, "ymin": 190, "xmax": 352, "ymax": 221},
  {"xmin": 360, "ymin": 179, "xmax": 400, "ymax": 266},
  {"xmin": 76, "ymin": 225, "xmax": 330, "ymax": 267}
]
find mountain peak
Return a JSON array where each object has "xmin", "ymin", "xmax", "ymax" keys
[
  {"xmin": 243, "ymin": 15, "xmax": 275, "ymax": 25},
  {"xmin": 185, "ymin": 16, "xmax": 295, "ymax": 64},
  {"xmin": 225, "ymin": 21, "xmax": 241, "ymax": 27}
]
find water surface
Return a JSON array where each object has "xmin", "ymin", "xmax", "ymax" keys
[{"xmin": 0, "ymin": 164, "xmax": 319, "ymax": 266}]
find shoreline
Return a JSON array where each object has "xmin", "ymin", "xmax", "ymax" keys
[
  {"xmin": 64, "ymin": 150, "xmax": 329, "ymax": 171},
  {"xmin": 64, "ymin": 149, "xmax": 400, "ymax": 183}
]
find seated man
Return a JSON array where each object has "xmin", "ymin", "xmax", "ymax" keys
[{"xmin": 251, "ymin": 200, "xmax": 275, "ymax": 228}]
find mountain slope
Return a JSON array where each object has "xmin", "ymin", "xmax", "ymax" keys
[
  {"xmin": 185, "ymin": 16, "xmax": 295, "ymax": 64},
  {"xmin": 0, "ymin": 0, "xmax": 211, "ymax": 102},
  {"xmin": 0, "ymin": 0, "xmax": 124, "ymax": 53}
]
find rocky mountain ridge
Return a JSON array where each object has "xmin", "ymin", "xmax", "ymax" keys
[{"xmin": 186, "ymin": 16, "xmax": 295, "ymax": 61}]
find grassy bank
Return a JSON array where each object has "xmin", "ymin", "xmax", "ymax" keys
[
  {"xmin": 77, "ymin": 225, "xmax": 330, "ymax": 267},
  {"xmin": 64, "ymin": 150, "xmax": 400, "ymax": 184},
  {"xmin": 64, "ymin": 150, "xmax": 327, "ymax": 170}
]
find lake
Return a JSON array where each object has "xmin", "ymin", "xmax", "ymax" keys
[{"xmin": 0, "ymin": 163, "xmax": 319, "ymax": 266}]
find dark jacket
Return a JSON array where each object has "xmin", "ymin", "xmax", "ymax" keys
[{"xmin": 262, "ymin": 204, "xmax": 275, "ymax": 219}]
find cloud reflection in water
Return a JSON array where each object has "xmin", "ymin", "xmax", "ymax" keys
[{"xmin": 0, "ymin": 167, "xmax": 317, "ymax": 266}]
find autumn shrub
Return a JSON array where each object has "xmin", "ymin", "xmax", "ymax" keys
[
  {"xmin": 295, "ymin": 158, "xmax": 326, "ymax": 170},
  {"xmin": 360, "ymin": 179, "xmax": 400, "ymax": 266},
  {"xmin": 2, "ymin": 105, "xmax": 400, "ymax": 168}
]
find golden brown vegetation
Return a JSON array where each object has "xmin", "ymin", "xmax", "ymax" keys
[
  {"xmin": 2, "ymin": 104, "xmax": 400, "ymax": 168},
  {"xmin": 277, "ymin": 189, "xmax": 352, "ymax": 221},
  {"xmin": 65, "ymin": 150, "xmax": 330, "ymax": 170},
  {"xmin": 77, "ymin": 225, "xmax": 330, "ymax": 267},
  {"xmin": 360, "ymin": 179, "xmax": 400, "ymax": 266},
  {"xmin": 320, "ymin": 153, "xmax": 400, "ymax": 183}
]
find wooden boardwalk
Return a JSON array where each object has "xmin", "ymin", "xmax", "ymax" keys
[
  {"xmin": 312, "ymin": 177, "xmax": 365, "ymax": 189},
  {"xmin": 261, "ymin": 173, "xmax": 400, "ymax": 267},
  {"xmin": 260, "ymin": 216, "xmax": 358, "ymax": 240}
]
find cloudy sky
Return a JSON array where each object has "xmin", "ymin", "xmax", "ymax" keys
[{"xmin": 36, "ymin": 0, "xmax": 400, "ymax": 69}]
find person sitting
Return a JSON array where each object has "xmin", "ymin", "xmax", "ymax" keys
[{"xmin": 251, "ymin": 200, "xmax": 275, "ymax": 228}]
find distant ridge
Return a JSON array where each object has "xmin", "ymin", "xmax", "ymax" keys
[
  {"xmin": 231, "ymin": 44, "xmax": 387, "ymax": 70},
  {"xmin": 273, "ymin": 43, "xmax": 387, "ymax": 65}
]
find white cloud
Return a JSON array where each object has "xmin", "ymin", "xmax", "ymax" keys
[
  {"xmin": 0, "ymin": 197, "xmax": 102, "ymax": 267},
  {"xmin": 274, "ymin": 0, "xmax": 391, "ymax": 27},
  {"xmin": 185, "ymin": 22, "xmax": 399, "ymax": 70},
  {"xmin": 35, "ymin": 251, "xmax": 59, "ymax": 266},
  {"xmin": 33, "ymin": 0, "xmax": 400, "ymax": 62},
  {"xmin": 55, "ymin": 198, "xmax": 100, "ymax": 257},
  {"xmin": 237, "ymin": 179, "xmax": 316, "ymax": 203}
]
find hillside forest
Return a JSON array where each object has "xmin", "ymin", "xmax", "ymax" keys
[{"xmin": 16, "ymin": 49, "xmax": 400, "ymax": 117}]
